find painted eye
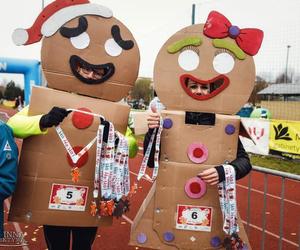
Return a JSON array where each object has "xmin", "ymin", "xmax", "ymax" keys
[
  {"xmin": 70, "ymin": 32, "xmax": 90, "ymax": 49},
  {"xmin": 213, "ymin": 52, "xmax": 235, "ymax": 74},
  {"xmin": 178, "ymin": 49, "xmax": 200, "ymax": 71},
  {"xmin": 105, "ymin": 38, "xmax": 122, "ymax": 57}
]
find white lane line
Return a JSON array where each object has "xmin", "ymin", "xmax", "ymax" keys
[
  {"xmin": 122, "ymin": 215, "xmax": 134, "ymax": 225},
  {"xmin": 129, "ymin": 171, "xmax": 153, "ymax": 183},
  {"xmin": 4, "ymin": 199, "xmax": 30, "ymax": 250},
  {"xmin": 242, "ymin": 220, "xmax": 299, "ymax": 247},
  {"xmin": 237, "ymin": 184, "xmax": 300, "ymax": 206}
]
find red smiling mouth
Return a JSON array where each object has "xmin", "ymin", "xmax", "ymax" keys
[{"xmin": 180, "ymin": 74, "xmax": 229, "ymax": 100}]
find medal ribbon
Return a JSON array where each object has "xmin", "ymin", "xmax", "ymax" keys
[
  {"xmin": 100, "ymin": 122, "xmax": 115, "ymax": 199},
  {"xmin": 55, "ymin": 125, "xmax": 96, "ymax": 164},
  {"xmin": 112, "ymin": 132, "xmax": 130, "ymax": 201},
  {"xmin": 93, "ymin": 124, "xmax": 104, "ymax": 199},
  {"xmin": 137, "ymin": 117, "xmax": 163, "ymax": 181},
  {"xmin": 218, "ymin": 164, "xmax": 239, "ymax": 235}
]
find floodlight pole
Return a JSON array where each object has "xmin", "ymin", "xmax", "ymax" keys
[
  {"xmin": 192, "ymin": 4, "xmax": 196, "ymax": 25},
  {"xmin": 285, "ymin": 45, "xmax": 291, "ymax": 83}
]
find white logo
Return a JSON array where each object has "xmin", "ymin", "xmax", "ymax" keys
[{"xmin": 3, "ymin": 141, "xmax": 12, "ymax": 151}]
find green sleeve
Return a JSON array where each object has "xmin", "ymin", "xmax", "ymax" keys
[
  {"xmin": 125, "ymin": 127, "xmax": 138, "ymax": 158},
  {"xmin": 7, "ymin": 106, "xmax": 48, "ymax": 139}
]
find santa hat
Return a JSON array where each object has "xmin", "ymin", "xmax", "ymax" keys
[{"xmin": 12, "ymin": 0, "xmax": 113, "ymax": 46}]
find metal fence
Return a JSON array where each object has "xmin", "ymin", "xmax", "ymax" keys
[{"xmin": 244, "ymin": 165, "xmax": 300, "ymax": 250}]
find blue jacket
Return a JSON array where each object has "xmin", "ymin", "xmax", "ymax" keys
[{"xmin": 0, "ymin": 121, "xmax": 18, "ymax": 238}]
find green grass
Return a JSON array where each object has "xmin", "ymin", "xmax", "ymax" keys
[{"xmin": 250, "ymin": 154, "xmax": 300, "ymax": 175}]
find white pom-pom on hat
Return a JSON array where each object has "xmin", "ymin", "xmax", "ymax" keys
[{"xmin": 12, "ymin": 28, "xmax": 29, "ymax": 46}]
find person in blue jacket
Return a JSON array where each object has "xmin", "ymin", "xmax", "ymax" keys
[{"xmin": 0, "ymin": 121, "xmax": 18, "ymax": 238}]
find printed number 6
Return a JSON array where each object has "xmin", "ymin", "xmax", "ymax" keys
[
  {"xmin": 66, "ymin": 191, "xmax": 73, "ymax": 199},
  {"xmin": 191, "ymin": 212, "xmax": 198, "ymax": 219}
]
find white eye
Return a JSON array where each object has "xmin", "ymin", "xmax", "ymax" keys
[
  {"xmin": 104, "ymin": 38, "xmax": 122, "ymax": 57},
  {"xmin": 178, "ymin": 49, "xmax": 199, "ymax": 71},
  {"xmin": 70, "ymin": 32, "xmax": 90, "ymax": 49},
  {"xmin": 213, "ymin": 52, "xmax": 235, "ymax": 74}
]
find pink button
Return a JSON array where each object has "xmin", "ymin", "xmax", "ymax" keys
[
  {"xmin": 184, "ymin": 177, "xmax": 206, "ymax": 199},
  {"xmin": 187, "ymin": 143, "xmax": 208, "ymax": 163}
]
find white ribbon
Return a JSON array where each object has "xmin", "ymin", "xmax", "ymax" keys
[
  {"xmin": 55, "ymin": 125, "xmax": 96, "ymax": 164},
  {"xmin": 218, "ymin": 164, "xmax": 239, "ymax": 235},
  {"xmin": 137, "ymin": 117, "xmax": 163, "ymax": 181}
]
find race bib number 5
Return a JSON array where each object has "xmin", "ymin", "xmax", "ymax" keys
[{"xmin": 49, "ymin": 183, "xmax": 88, "ymax": 211}]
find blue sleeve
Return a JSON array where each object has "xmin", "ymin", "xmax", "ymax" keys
[{"xmin": 0, "ymin": 122, "xmax": 18, "ymax": 200}]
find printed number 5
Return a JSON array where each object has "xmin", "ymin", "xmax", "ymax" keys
[{"xmin": 66, "ymin": 191, "xmax": 73, "ymax": 199}]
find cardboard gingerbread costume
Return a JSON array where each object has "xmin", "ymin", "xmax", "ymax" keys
[
  {"xmin": 9, "ymin": 0, "xmax": 140, "ymax": 226},
  {"xmin": 130, "ymin": 11, "xmax": 263, "ymax": 249}
]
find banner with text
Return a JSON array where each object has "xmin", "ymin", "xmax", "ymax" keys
[
  {"xmin": 269, "ymin": 119, "xmax": 300, "ymax": 155},
  {"xmin": 240, "ymin": 118, "xmax": 270, "ymax": 155}
]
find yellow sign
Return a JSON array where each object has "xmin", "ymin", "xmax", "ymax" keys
[{"xmin": 269, "ymin": 119, "xmax": 300, "ymax": 155}]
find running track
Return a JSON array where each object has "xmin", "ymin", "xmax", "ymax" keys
[{"xmin": 1, "ymin": 107, "xmax": 299, "ymax": 250}]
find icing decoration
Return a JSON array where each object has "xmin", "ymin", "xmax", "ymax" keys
[
  {"xmin": 12, "ymin": 0, "xmax": 112, "ymax": 46},
  {"xmin": 72, "ymin": 107, "xmax": 94, "ymax": 129},
  {"xmin": 213, "ymin": 39, "xmax": 245, "ymax": 60},
  {"xmin": 60, "ymin": 16, "xmax": 88, "ymax": 38},
  {"xmin": 163, "ymin": 118, "xmax": 173, "ymax": 129},
  {"xmin": 111, "ymin": 25, "xmax": 134, "ymax": 50},
  {"xmin": 70, "ymin": 32, "xmax": 90, "ymax": 49},
  {"xmin": 218, "ymin": 165, "xmax": 239, "ymax": 234},
  {"xmin": 213, "ymin": 52, "xmax": 235, "ymax": 74},
  {"xmin": 225, "ymin": 124, "xmax": 235, "ymax": 135},
  {"xmin": 187, "ymin": 143, "xmax": 208, "ymax": 163},
  {"xmin": 203, "ymin": 11, "xmax": 264, "ymax": 56},
  {"xmin": 163, "ymin": 232, "xmax": 175, "ymax": 242},
  {"xmin": 105, "ymin": 38, "xmax": 122, "ymax": 57},
  {"xmin": 180, "ymin": 74, "xmax": 230, "ymax": 101},
  {"xmin": 137, "ymin": 233, "xmax": 147, "ymax": 244},
  {"xmin": 167, "ymin": 37, "xmax": 202, "ymax": 54},
  {"xmin": 184, "ymin": 177, "xmax": 206, "ymax": 199},
  {"xmin": 178, "ymin": 49, "xmax": 199, "ymax": 71}
]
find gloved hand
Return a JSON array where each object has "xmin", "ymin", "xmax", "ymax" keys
[{"xmin": 39, "ymin": 107, "xmax": 70, "ymax": 130}]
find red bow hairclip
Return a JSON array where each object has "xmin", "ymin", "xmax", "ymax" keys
[{"xmin": 203, "ymin": 11, "xmax": 263, "ymax": 56}]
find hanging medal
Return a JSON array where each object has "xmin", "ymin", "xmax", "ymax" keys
[
  {"xmin": 137, "ymin": 116, "xmax": 163, "ymax": 181},
  {"xmin": 218, "ymin": 164, "xmax": 239, "ymax": 235}
]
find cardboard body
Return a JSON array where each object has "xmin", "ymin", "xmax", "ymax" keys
[
  {"xmin": 9, "ymin": 86, "xmax": 130, "ymax": 226},
  {"xmin": 130, "ymin": 112, "xmax": 251, "ymax": 249},
  {"xmin": 160, "ymin": 110, "xmax": 240, "ymax": 164}
]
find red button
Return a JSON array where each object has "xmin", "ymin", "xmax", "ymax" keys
[
  {"xmin": 190, "ymin": 182, "xmax": 201, "ymax": 194},
  {"xmin": 72, "ymin": 107, "xmax": 94, "ymax": 129},
  {"xmin": 193, "ymin": 148, "xmax": 203, "ymax": 158}
]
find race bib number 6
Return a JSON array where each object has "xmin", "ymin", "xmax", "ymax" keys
[{"xmin": 176, "ymin": 204, "xmax": 213, "ymax": 232}]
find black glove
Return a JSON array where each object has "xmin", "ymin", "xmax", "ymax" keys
[{"xmin": 39, "ymin": 107, "xmax": 70, "ymax": 129}]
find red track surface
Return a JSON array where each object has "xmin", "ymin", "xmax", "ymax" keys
[{"xmin": 1, "ymin": 107, "xmax": 299, "ymax": 250}]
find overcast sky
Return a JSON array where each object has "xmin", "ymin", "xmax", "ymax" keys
[{"xmin": 1, "ymin": 0, "xmax": 299, "ymax": 87}]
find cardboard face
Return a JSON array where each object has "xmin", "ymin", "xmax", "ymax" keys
[
  {"xmin": 41, "ymin": 15, "xmax": 140, "ymax": 101},
  {"xmin": 154, "ymin": 24, "xmax": 255, "ymax": 114}
]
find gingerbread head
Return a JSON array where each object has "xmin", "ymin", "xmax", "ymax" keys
[
  {"xmin": 154, "ymin": 11, "xmax": 263, "ymax": 114},
  {"xmin": 12, "ymin": 0, "xmax": 140, "ymax": 101}
]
